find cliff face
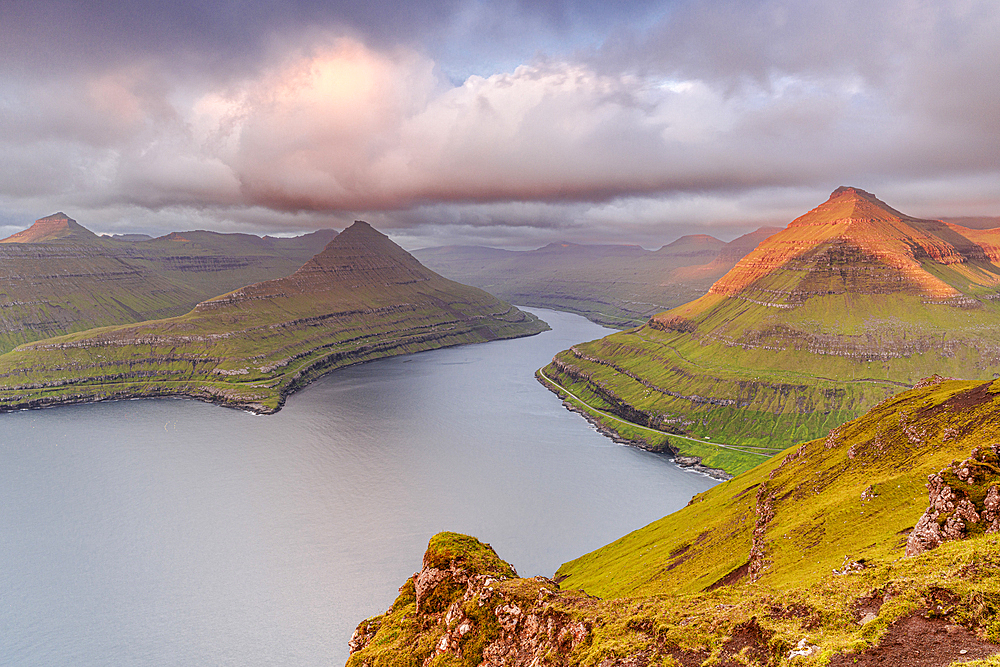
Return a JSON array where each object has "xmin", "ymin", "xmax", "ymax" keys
[
  {"xmin": 706, "ymin": 187, "xmax": 986, "ymax": 300},
  {"xmin": 350, "ymin": 380, "xmax": 1000, "ymax": 666},
  {"xmin": 543, "ymin": 188, "xmax": 1000, "ymax": 466},
  {"xmin": 0, "ymin": 221, "xmax": 546, "ymax": 414}
]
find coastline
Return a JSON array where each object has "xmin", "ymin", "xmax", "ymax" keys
[
  {"xmin": 534, "ymin": 371, "xmax": 733, "ymax": 481},
  {"xmin": 0, "ymin": 320, "xmax": 549, "ymax": 417}
]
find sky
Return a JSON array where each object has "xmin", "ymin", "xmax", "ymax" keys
[{"xmin": 0, "ymin": 0, "xmax": 998, "ymax": 249}]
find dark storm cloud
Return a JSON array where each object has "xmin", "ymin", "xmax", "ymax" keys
[{"xmin": 0, "ymin": 0, "xmax": 668, "ymax": 77}]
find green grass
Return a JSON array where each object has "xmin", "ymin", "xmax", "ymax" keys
[
  {"xmin": 556, "ymin": 377, "xmax": 1000, "ymax": 597},
  {"xmin": 537, "ymin": 367, "xmax": 778, "ymax": 476},
  {"xmin": 541, "ymin": 288, "xmax": 1000, "ymax": 474}
]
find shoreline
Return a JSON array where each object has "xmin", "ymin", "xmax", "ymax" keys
[
  {"xmin": 0, "ymin": 323, "xmax": 549, "ymax": 418},
  {"xmin": 534, "ymin": 372, "xmax": 732, "ymax": 481}
]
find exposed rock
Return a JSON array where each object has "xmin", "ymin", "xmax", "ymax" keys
[
  {"xmin": 347, "ymin": 533, "xmax": 594, "ymax": 667},
  {"xmin": 787, "ymin": 638, "xmax": 820, "ymax": 660},
  {"xmin": 748, "ymin": 483, "xmax": 775, "ymax": 582},
  {"xmin": 906, "ymin": 445, "xmax": 1000, "ymax": 556}
]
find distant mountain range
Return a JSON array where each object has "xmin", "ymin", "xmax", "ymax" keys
[
  {"xmin": 0, "ymin": 220, "xmax": 546, "ymax": 413},
  {"xmin": 0, "ymin": 212, "xmax": 337, "ymax": 353},
  {"xmin": 543, "ymin": 187, "xmax": 1000, "ymax": 469},
  {"xmin": 414, "ymin": 227, "xmax": 780, "ymax": 328}
]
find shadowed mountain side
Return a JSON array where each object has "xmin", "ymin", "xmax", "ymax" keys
[
  {"xmin": 414, "ymin": 227, "xmax": 779, "ymax": 328},
  {"xmin": 941, "ymin": 216, "xmax": 1000, "ymax": 230},
  {"xmin": 0, "ymin": 214, "xmax": 336, "ymax": 353},
  {"xmin": 543, "ymin": 188, "xmax": 1000, "ymax": 469},
  {"xmin": 0, "ymin": 221, "xmax": 547, "ymax": 414},
  {"xmin": 347, "ymin": 380, "xmax": 1000, "ymax": 667}
]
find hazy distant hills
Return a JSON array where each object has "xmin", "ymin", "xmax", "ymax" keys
[
  {"xmin": 0, "ymin": 212, "xmax": 336, "ymax": 353},
  {"xmin": 414, "ymin": 227, "xmax": 780, "ymax": 328},
  {"xmin": 544, "ymin": 187, "xmax": 1000, "ymax": 463},
  {"xmin": 0, "ymin": 221, "xmax": 546, "ymax": 413}
]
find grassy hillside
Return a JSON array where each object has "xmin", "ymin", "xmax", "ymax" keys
[
  {"xmin": 0, "ymin": 221, "xmax": 546, "ymax": 414},
  {"xmin": 542, "ymin": 189, "xmax": 1000, "ymax": 471},
  {"xmin": 348, "ymin": 378, "xmax": 1000, "ymax": 666},
  {"xmin": 414, "ymin": 228, "xmax": 779, "ymax": 328},
  {"xmin": 0, "ymin": 213, "xmax": 336, "ymax": 353}
]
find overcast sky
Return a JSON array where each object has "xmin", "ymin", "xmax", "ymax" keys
[{"xmin": 0, "ymin": 0, "xmax": 997, "ymax": 248}]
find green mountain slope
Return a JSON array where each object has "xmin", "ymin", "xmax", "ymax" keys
[
  {"xmin": 0, "ymin": 221, "xmax": 546, "ymax": 413},
  {"xmin": 542, "ymin": 188, "xmax": 1000, "ymax": 471},
  {"xmin": 348, "ymin": 378, "xmax": 1000, "ymax": 666},
  {"xmin": 414, "ymin": 228, "xmax": 779, "ymax": 328},
  {"xmin": 0, "ymin": 213, "xmax": 335, "ymax": 353}
]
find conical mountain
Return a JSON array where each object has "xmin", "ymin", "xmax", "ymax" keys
[
  {"xmin": 295, "ymin": 220, "xmax": 431, "ymax": 283},
  {"xmin": 226, "ymin": 221, "xmax": 439, "ymax": 301},
  {"xmin": 1, "ymin": 212, "xmax": 100, "ymax": 243},
  {"xmin": 704, "ymin": 187, "xmax": 989, "ymax": 302},
  {"xmin": 0, "ymin": 221, "xmax": 546, "ymax": 414},
  {"xmin": 544, "ymin": 188, "xmax": 1000, "ymax": 469}
]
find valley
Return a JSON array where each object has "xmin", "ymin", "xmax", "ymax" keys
[{"xmin": 414, "ymin": 228, "xmax": 779, "ymax": 328}]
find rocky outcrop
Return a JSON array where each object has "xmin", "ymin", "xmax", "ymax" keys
[
  {"xmin": 748, "ymin": 483, "xmax": 776, "ymax": 582},
  {"xmin": 347, "ymin": 533, "xmax": 593, "ymax": 667},
  {"xmin": 906, "ymin": 445, "xmax": 1000, "ymax": 556}
]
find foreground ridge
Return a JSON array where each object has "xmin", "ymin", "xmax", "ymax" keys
[{"xmin": 351, "ymin": 378, "xmax": 1000, "ymax": 666}]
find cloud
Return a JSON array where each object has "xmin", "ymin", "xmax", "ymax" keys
[{"xmin": 0, "ymin": 0, "xmax": 997, "ymax": 245}]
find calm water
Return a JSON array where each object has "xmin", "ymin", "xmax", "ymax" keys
[{"xmin": 0, "ymin": 309, "xmax": 716, "ymax": 667}]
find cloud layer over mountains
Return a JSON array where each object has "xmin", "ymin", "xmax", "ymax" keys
[{"xmin": 0, "ymin": 0, "xmax": 997, "ymax": 246}]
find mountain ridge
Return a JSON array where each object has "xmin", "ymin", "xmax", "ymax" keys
[
  {"xmin": 415, "ymin": 226, "xmax": 780, "ymax": 328},
  {"xmin": 0, "ymin": 215, "xmax": 338, "ymax": 353},
  {"xmin": 542, "ymin": 188, "xmax": 1000, "ymax": 472},
  {"xmin": 0, "ymin": 220, "xmax": 547, "ymax": 414}
]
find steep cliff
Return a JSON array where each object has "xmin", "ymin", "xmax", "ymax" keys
[
  {"xmin": 0, "ymin": 221, "xmax": 546, "ymax": 413},
  {"xmin": 543, "ymin": 188, "xmax": 1000, "ymax": 469}
]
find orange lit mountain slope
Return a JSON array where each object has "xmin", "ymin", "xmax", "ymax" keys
[{"xmin": 543, "ymin": 188, "xmax": 1000, "ymax": 469}]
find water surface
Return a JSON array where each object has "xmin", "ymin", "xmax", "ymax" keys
[{"xmin": 0, "ymin": 309, "xmax": 716, "ymax": 666}]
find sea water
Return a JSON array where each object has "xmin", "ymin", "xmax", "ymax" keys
[{"xmin": 0, "ymin": 309, "xmax": 716, "ymax": 666}]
